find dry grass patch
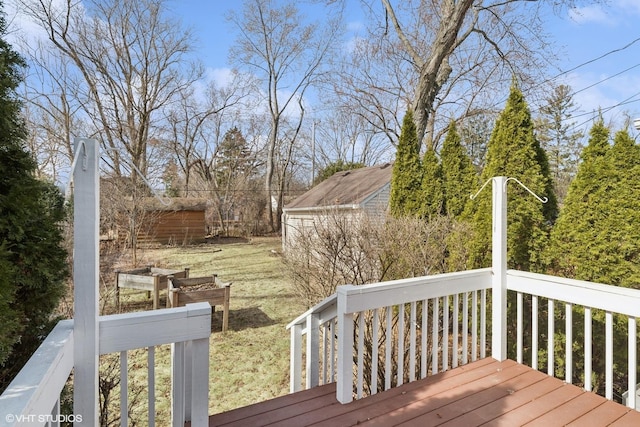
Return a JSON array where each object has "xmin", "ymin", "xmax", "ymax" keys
[{"xmin": 103, "ymin": 236, "xmax": 305, "ymax": 421}]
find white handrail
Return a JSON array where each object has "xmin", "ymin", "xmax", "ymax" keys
[
  {"xmin": 0, "ymin": 303, "xmax": 211, "ymax": 427},
  {"xmin": 507, "ymin": 270, "xmax": 640, "ymax": 317},
  {"xmin": 286, "ymin": 294, "xmax": 337, "ymax": 331},
  {"xmin": 336, "ymin": 268, "xmax": 492, "ymax": 314},
  {"xmin": 0, "ymin": 320, "xmax": 74, "ymax": 426},
  {"xmin": 287, "ymin": 294, "xmax": 337, "ymax": 392},
  {"xmin": 99, "ymin": 302, "xmax": 212, "ymax": 353}
]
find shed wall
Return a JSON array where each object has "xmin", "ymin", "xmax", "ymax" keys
[
  {"xmin": 362, "ymin": 184, "xmax": 390, "ymax": 221},
  {"xmin": 137, "ymin": 210, "xmax": 206, "ymax": 245}
]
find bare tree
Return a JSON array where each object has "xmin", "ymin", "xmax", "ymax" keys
[
  {"xmin": 164, "ymin": 72, "xmax": 252, "ymax": 196},
  {"xmin": 19, "ymin": 40, "xmax": 84, "ymax": 183},
  {"xmin": 284, "ymin": 211, "xmax": 472, "ymax": 306},
  {"xmin": 331, "ymin": 0, "xmax": 600, "ymax": 151},
  {"xmin": 228, "ymin": 0, "xmax": 341, "ymax": 231},
  {"xmin": 314, "ymin": 110, "xmax": 393, "ymax": 170},
  {"xmin": 17, "ymin": 0, "xmax": 200, "ymax": 178},
  {"xmin": 16, "ymin": 0, "xmax": 206, "ymax": 259}
]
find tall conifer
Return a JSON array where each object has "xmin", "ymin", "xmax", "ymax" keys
[
  {"xmin": 600, "ymin": 130, "xmax": 640, "ymax": 287},
  {"xmin": 0, "ymin": 7, "xmax": 67, "ymax": 387},
  {"xmin": 440, "ymin": 121, "xmax": 478, "ymax": 218},
  {"xmin": 390, "ymin": 110, "xmax": 423, "ymax": 216},
  {"xmin": 469, "ymin": 82, "xmax": 557, "ymax": 271},
  {"xmin": 545, "ymin": 124, "xmax": 640, "ymax": 395},
  {"xmin": 546, "ymin": 119, "xmax": 610, "ymax": 279},
  {"xmin": 419, "ymin": 147, "xmax": 444, "ymax": 218}
]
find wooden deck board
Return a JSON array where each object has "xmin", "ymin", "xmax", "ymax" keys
[
  {"xmin": 306, "ymin": 358, "xmax": 509, "ymax": 427},
  {"xmin": 205, "ymin": 358, "xmax": 640, "ymax": 427},
  {"xmin": 402, "ymin": 370, "xmax": 556, "ymax": 427},
  {"xmin": 481, "ymin": 381, "xmax": 583, "ymax": 426},
  {"xmin": 363, "ymin": 363, "xmax": 537, "ymax": 426},
  {"xmin": 206, "ymin": 382, "xmax": 337, "ymax": 426},
  {"xmin": 566, "ymin": 400, "xmax": 632, "ymax": 427},
  {"xmin": 610, "ymin": 409, "xmax": 640, "ymax": 426},
  {"xmin": 523, "ymin": 392, "xmax": 607, "ymax": 426}
]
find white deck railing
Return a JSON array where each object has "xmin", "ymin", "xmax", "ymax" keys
[
  {"xmin": 335, "ymin": 268, "xmax": 493, "ymax": 403},
  {"xmin": 508, "ymin": 269, "xmax": 640, "ymax": 409},
  {"xmin": 287, "ymin": 294, "xmax": 338, "ymax": 392},
  {"xmin": 0, "ymin": 320, "xmax": 74, "ymax": 426},
  {"xmin": 290, "ymin": 267, "xmax": 640, "ymax": 408},
  {"xmin": 0, "ymin": 302, "xmax": 211, "ymax": 427},
  {"xmin": 288, "ymin": 269, "xmax": 493, "ymax": 401}
]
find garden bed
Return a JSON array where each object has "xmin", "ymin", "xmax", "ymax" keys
[
  {"xmin": 115, "ymin": 266, "xmax": 189, "ymax": 310},
  {"xmin": 168, "ymin": 274, "xmax": 232, "ymax": 332}
]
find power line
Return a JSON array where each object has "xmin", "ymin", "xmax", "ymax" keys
[
  {"xmin": 547, "ymin": 36, "xmax": 640, "ymax": 84},
  {"xmin": 517, "ymin": 36, "xmax": 640, "ymax": 132},
  {"xmin": 572, "ymin": 63, "xmax": 640, "ymax": 97},
  {"xmin": 570, "ymin": 93, "xmax": 640, "ymax": 130}
]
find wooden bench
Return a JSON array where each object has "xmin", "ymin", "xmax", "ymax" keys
[
  {"xmin": 168, "ymin": 275, "xmax": 232, "ymax": 332},
  {"xmin": 115, "ymin": 266, "xmax": 189, "ymax": 310}
]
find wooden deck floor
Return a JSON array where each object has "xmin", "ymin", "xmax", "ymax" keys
[{"xmin": 205, "ymin": 358, "xmax": 640, "ymax": 426}]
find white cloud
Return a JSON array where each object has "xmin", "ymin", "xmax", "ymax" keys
[
  {"xmin": 205, "ymin": 67, "xmax": 235, "ymax": 88},
  {"xmin": 5, "ymin": 0, "xmax": 90, "ymax": 57},
  {"xmin": 568, "ymin": 5, "xmax": 614, "ymax": 25},
  {"xmin": 566, "ymin": 70, "xmax": 640, "ymax": 130},
  {"xmin": 344, "ymin": 35, "xmax": 367, "ymax": 54},
  {"xmin": 616, "ymin": 0, "xmax": 640, "ymax": 16},
  {"xmin": 346, "ymin": 20, "xmax": 364, "ymax": 33}
]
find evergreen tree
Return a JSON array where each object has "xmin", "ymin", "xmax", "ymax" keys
[
  {"xmin": 549, "ymin": 125, "xmax": 640, "ymax": 287},
  {"xmin": 390, "ymin": 110, "xmax": 423, "ymax": 216},
  {"xmin": 546, "ymin": 118, "xmax": 610, "ymax": 279},
  {"xmin": 314, "ymin": 160, "xmax": 365, "ymax": 185},
  {"xmin": 419, "ymin": 147, "xmax": 444, "ymax": 218},
  {"xmin": 217, "ymin": 127, "xmax": 254, "ymax": 187},
  {"xmin": 0, "ymin": 8, "xmax": 67, "ymax": 388},
  {"xmin": 469, "ymin": 81, "xmax": 557, "ymax": 271},
  {"xmin": 440, "ymin": 121, "xmax": 478, "ymax": 218},
  {"xmin": 599, "ymin": 130, "xmax": 640, "ymax": 287},
  {"xmin": 545, "ymin": 124, "xmax": 640, "ymax": 396},
  {"xmin": 535, "ymin": 84, "xmax": 584, "ymax": 205}
]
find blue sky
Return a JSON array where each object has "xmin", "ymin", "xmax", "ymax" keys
[{"xmin": 171, "ymin": 0, "xmax": 640, "ymax": 134}]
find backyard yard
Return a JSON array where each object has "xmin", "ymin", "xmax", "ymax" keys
[{"xmin": 103, "ymin": 236, "xmax": 304, "ymax": 422}]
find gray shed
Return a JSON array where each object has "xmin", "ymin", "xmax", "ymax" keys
[{"xmin": 281, "ymin": 163, "xmax": 392, "ymax": 251}]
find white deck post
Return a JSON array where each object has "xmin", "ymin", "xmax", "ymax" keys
[
  {"xmin": 73, "ymin": 138, "xmax": 99, "ymax": 424},
  {"xmin": 492, "ymin": 176, "xmax": 508, "ymax": 361},
  {"xmin": 171, "ymin": 342, "xmax": 185, "ymax": 426},
  {"xmin": 336, "ymin": 285, "xmax": 354, "ymax": 404},
  {"xmin": 290, "ymin": 323, "xmax": 303, "ymax": 392},
  {"xmin": 306, "ymin": 313, "xmax": 320, "ymax": 389},
  {"xmin": 190, "ymin": 337, "xmax": 210, "ymax": 426}
]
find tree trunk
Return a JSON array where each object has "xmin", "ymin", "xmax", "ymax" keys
[
  {"xmin": 381, "ymin": 0, "xmax": 474, "ymax": 150},
  {"xmin": 265, "ymin": 123, "xmax": 278, "ymax": 232}
]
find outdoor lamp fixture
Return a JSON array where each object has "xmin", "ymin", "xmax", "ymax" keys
[{"xmin": 634, "ymin": 117, "xmax": 640, "ymax": 131}]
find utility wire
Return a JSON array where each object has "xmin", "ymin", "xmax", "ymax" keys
[
  {"xmin": 547, "ymin": 36, "xmax": 640, "ymax": 84},
  {"xmin": 572, "ymin": 63, "xmax": 640, "ymax": 97},
  {"xmin": 518, "ymin": 36, "xmax": 640, "ymax": 131}
]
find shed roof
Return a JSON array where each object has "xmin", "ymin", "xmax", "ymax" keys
[
  {"xmin": 139, "ymin": 197, "xmax": 209, "ymax": 212},
  {"xmin": 285, "ymin": 163, "xmax": 392, "ymax": 210}
]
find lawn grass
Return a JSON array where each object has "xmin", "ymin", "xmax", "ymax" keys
[{"xmin": 106, "ymin": 236, "xmax": 305, "ymax": 421}]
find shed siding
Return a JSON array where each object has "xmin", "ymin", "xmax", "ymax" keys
[
  {"xmin": 138, "ymin": 210, "xmax": 206, "ymax": 245},
  {"xmin": 282, "ymin": 209, "xmax": 365, "ymax": 251},
  {"xmin": 282, "ymin": 164, "xmax": 392, "ymax": 252},
  {"xmin": 362, "ymin": 184, "xmax": 390, "ymax": 221}
]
